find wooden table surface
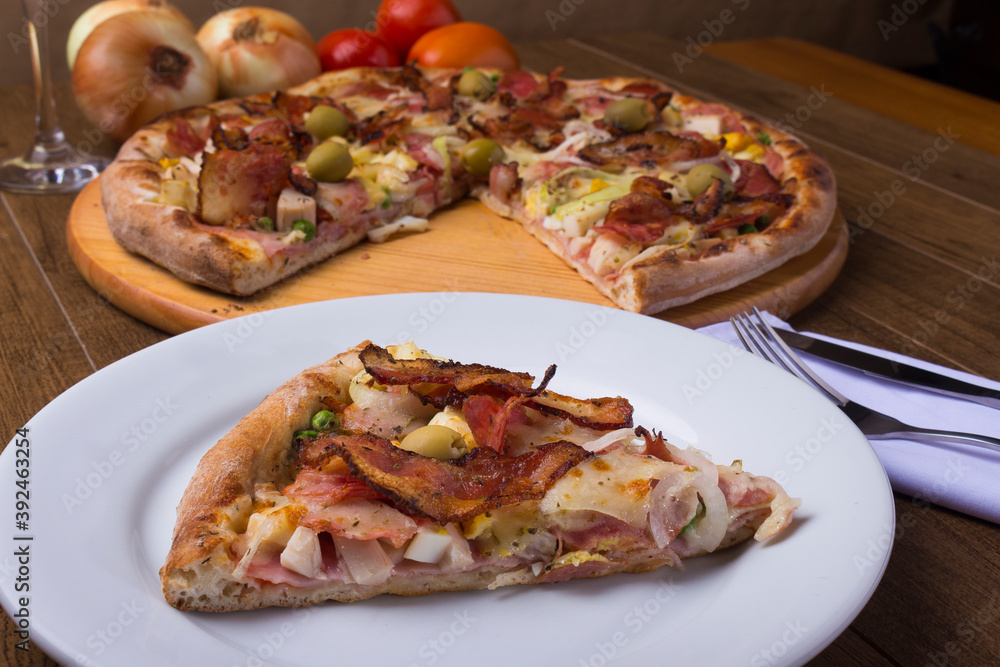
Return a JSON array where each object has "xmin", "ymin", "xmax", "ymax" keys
[{"xmin": 2, "ymin": 35, "xmax": 999, "ymax": 666}]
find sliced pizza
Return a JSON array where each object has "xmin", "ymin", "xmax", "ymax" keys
[
  {"xmin": 101, "ymin": 65, "xmax": 835, "ymax": 313},
  {"xmin": 161, "ymin": 341, "xmax": 798, "ymax": 611}
]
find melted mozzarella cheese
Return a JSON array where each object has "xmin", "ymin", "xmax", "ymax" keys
[{"xmin": 540, "ymin": 449, "xmax": 677, "ymax": 528}]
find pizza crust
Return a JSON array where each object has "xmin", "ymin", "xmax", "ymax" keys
[
  {"xmin": 160, "ymin": 344, "xmax": 364, "ymax": 610},
  {"xmin": 616, "ymin": 120, "xmax": 837, "ymax": 313}
]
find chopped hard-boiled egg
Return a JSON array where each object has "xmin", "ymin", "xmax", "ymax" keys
[
  {"xmin": 280, "ymin": 526, "xmax": 323, "ymax": 579},
  {"xmin": 404, "ymin": 526, "xmax": 452, "ymax": 563},
  {"xmin": 428, "ymin": 405, "xmax": 477, "ymax": 449},
  {"xmin": 276, "ymin": 187, "xmax": 316, "ymax": 232},
  {"xmin": 682, "ymin": 115, "xmax": 722, "ymax": 137}
]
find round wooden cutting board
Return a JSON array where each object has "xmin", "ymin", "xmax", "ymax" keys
[{"xmin": 67, "ymin": 178, "xmax": 848, "ymax": 335}]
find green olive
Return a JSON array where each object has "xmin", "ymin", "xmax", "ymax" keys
[
  {"xmin": 306, "ymin": 141, "xmax": 354, "ymax": 183},
  {"xmin": 305, "ymin": 105, "xmax": 350, "ymax": 140},
  {"xmin": 460, "ymin": 138, "xmax": 505, "ymax": 177},
  {"xmin": 604, "ymin": 97, "xmax": 651, "ymax": 133},
  {"xmin": 397, "ymin": 425, "xmax": 468, "ymax": 460},
  {"xmin": 660, "ymin": 106, "xmax": 682, "ymax": 128},
  {"xmin": 292, "ymin": 219, "xmax": 316, "ymax": 241},
  {"xmin": 457, "ymin": 68, "xmax": 495, "ymax": 100},
  {"xmin": 685, "ymin": 163, "xmax": 734, "ymax": 199}
]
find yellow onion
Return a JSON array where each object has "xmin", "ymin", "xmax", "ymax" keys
[
  {"xmin": 72, "ymin": 12, "xmax": 217, "ymax": 142},
  {"xmin": 66, "ymin": 0, "xmax": 193, "ymax": 70},
  {"xmin": 196, "ymin": 7, "xmax": 321, "ymax": 98}
]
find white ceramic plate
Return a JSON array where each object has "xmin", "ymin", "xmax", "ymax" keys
[{"xmin": 0, "ymin": 294, "xmax": 893, "ymax": 667}]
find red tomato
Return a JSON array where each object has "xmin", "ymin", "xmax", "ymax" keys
[
  {"xmin": 407, "ymin": 22, "xmax": 520, "ymax": 71},
  {"xmin": 317, "ymin": 29, "xmax": 400, "ymax": 71},
  {"xmin": 374, "ymin": 0, "xmax": 461, "ymax": 60}
]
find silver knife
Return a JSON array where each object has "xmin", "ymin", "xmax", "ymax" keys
[{"xmin": 775, "ymin": 328, "xmax": 1000, "ymax": 411}]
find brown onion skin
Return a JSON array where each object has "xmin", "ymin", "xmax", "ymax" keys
[
  {"xmin": 66, "ymin": 0, "xmax": 194, "ymax": 70},
  {"xmin": 196, "ymin": 8, "xmax": 321, "ymax": 98},
  {"xmin": 72, "ymin": 12, "xmax": 217, "ymax": 143}
]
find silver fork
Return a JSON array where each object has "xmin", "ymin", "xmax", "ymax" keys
[{"xmin": 731, "ymin": 308, "xmax": 1000, "ymax": 453}]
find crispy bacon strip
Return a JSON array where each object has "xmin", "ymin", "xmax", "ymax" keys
[
  {"xmin": 530, "ymin": 390, "xmax": 633, "ymax": 430},
  {"xmin": 489, "ymin": 162, "xmax": 522, "ymax": 204},
  {"xmin": 599, "ymin": 192, "xmax": 674, "ymax": 244},
  {"xmin": 359, "ymin": 344, "xmax": 534, "ymax": 395},
  {"xmin": 323, "ymin": 433, "xmax": 592, "ymax": 523},
  {"xmin": 359, "ymin": 344, "xmax": 633, "ymax": 430},
  {"xmin": 579, "ymin": 131, "xmax": 703, "ymax": 168},
  {"xmin": 734, "ymin": 159, "xmax": 782, "ymax": 196}
]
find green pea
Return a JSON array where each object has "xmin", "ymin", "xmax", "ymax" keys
[
  {"xmin": 685, "ymin": 163, "xmax": 734, "ymax": 199},
  {"xmin": 460, "ymin": 138, "xmax": 505, "ymax": 177},
  {"xmin": 457, "ymin": 68, "xmax": 495, "ymax": 100},
  {"xmin": 292, "ymin": 219, "xmax": 315, "ymax": 241},
  {"xmin": 306, "ymin": 141, "xmax": 354, "ymax": 183},
  {"xmin": 311, "ymin": 409, "xmax": 338, "ymax": 430},
  {"xmin": 305, "ymin": 105, "xmax": 350, "ymax": 140},
  {"xmin": 604, "ymin": 97, "xmax": 651, "ymax": 133},
  {"xmin": 295, "ymin": 430, "xmax": 318, "ymax": 440},
  {"xmin": 257, "ymin": 216, "xmax": 274, "ymax": 231}
]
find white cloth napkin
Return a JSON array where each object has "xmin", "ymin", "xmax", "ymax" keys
[{"xmin": 698, "ymin": 313, "xmax": 1000, "ymax": 524}]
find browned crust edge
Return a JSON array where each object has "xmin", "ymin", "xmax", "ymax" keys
[
  {"xmin": 159, "ymin": 343, "xmax": 365, "ymax": 610},
  {"xmin": 617, "ymin": 118, "xmax": 838, "ymax": 314}
]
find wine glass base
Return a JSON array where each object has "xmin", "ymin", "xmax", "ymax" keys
[{"xmin": 0, "ymin": 152, "xmax": 109, "ymax": 194}]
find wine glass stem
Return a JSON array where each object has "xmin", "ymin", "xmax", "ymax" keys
[{"xmin": 24, "ymin": 0, "xmax": 68, "ymax": 157}]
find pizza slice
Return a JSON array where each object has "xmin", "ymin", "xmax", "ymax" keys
[
  {"xmin": 161, "ymin": 341, "xmax": 798, "ymax": 611},
  {"xmin": 468, "ymin": 72, "xmax": 837, "ymax": 313},
  {"xmin": 101, "ymin": 67, "xmax": 474, "ymax": 295}
]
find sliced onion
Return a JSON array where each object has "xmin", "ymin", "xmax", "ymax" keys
[
  {"xmin": 66, "ymin": 0, "xmax": 193, "ymax": 70},
  {"xmin": 72, "ymin": 12, "xmax": 217, "ymax": 142},
  {"xmin": 196, "ymin": 7, "xmax": 321, "ymax": 98}
]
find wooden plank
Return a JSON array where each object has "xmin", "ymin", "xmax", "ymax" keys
[
  {"xmin": 849, "ymin": 496, "xmax": 1000, "ymax": 666},
  {"xmin": 0, "ymin": 84, "xmax": 168, "ymax": 369},
  {"xmin": 555, "ymin": 33, "xmax": 1000, "ymax": 211},
  {"xmin": 66, "ymin": 179, "xmax": 848, "ymax": 333},
  {"xmin": 705, "ymin": 37, "xmax": 1000, "ymax": 158},
  {"xmin": 0, "ymin": 200, "xmax": 83, "ymax": 667}
]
